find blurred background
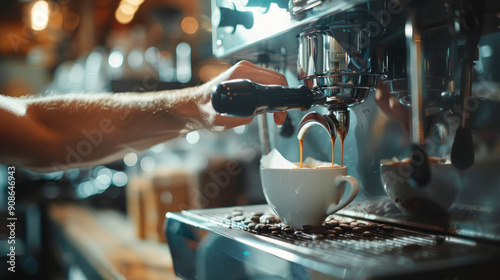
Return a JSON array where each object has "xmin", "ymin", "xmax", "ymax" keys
[{"xmin": 0, "ymin": 0, "xmax": 265, "ymax": 278}]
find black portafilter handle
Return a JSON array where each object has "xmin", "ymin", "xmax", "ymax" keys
[
  {"xmin": 410, "ymin": 144, "xmax": 431, "ymax": 187},
  {"xmin": 211, "ymin": 79, "xmax": 314, "ymax": 117}
]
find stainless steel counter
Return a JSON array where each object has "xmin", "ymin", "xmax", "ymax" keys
[{"xmin": 166, "ymin": 205, "xmax": 500, "ymax": 280}]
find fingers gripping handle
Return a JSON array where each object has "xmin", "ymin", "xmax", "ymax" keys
[
  {"xmin": 326, "ymin": 176, "xmax": 360, "ymax": 215},
  {"xmin": 211, "ymin": 79, "xmax": 313, "ymax": 118}
]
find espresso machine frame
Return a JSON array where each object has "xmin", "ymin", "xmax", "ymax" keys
[{"xmin": 166, "ymin": 0, "xmax": 500, "ymax": 278}]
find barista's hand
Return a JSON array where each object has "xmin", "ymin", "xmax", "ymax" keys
[
  {"xmin": 199, "ymin": 60, "xmax": 288, "ymax": 132},
  {"xmin": 374, "ymin": 82, "xmax": 410, "ymax": 133}
]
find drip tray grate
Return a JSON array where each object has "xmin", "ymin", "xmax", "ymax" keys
[{"xmin": 182, "ymin": 205, "xmax": 499, "ymax": 273}]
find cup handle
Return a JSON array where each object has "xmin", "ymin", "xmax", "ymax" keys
[{"xmin": 326, "ymin": 175, "xmax": 360, "ymax": 215}]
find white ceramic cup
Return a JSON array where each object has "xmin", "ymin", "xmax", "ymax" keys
[{"xmin": 260, "ymin": 165, "xmax": 359, "ymax": 229}]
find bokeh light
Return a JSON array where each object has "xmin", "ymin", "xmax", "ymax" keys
[
  {"xmin": 31, "ymin": 1, "xmax": 49, "ymax": 31},
  {"xmin": 181, "ymin": 16, "xmax": 199, "ymax": 34}
]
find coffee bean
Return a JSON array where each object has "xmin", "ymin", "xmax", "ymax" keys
[
  {"xmin": 271, "ymin": 231, "xmax": 280, "ymax": 235},
  {"xmin": 302, "ymin": 225, "xmax": 313, "ymax": 233},
  {"xmin": 314, "ymin": 233, "xmax": 325, "ymax": 239},
  {"xmin": 261, "ymin": 225, "xmax": 272, "ymax": 232},
  {"xmin": 283, "ymin": 227, "xmax": 294, "ymax": 234},
  {"xmin": 327, "ymin": 234, "xmax": 337, "ymax": 240},
  {"xmin": 350, "ymin": 222, "xmax": 359, "ymax": 227},
  {"xmin": 269, "ymin": 226, "xmax": 281, "ymax": 232},
  {"xmin": 381, "ymin": 226, "xmax": 394, "ymax": 233},
  {"xmin": 357, "ymin": 224, "xmax": 367, "ymax": 230},
  {"xmin": 325, "ymin": 221, "xmax": 339, "ymax": 229},
  {"xmin": 367, "ymin": 223, "xmax": 378, "ymax": 230},
  {"xmin": 333, "ymin": 227, "xmax": 345, "ymax": 234},
  {"xmin": 326, "ymin": 230, "xmax": 338, "ymax": 236},
  {"xmin": 250, "ymin": 216, "xmax": 261, "ymax": 222},
  {"xmin": 339, "ymin": 224, "xmax": 351, "ymax": 231},
  {"xmin": 248, "ymin": 223, "xmax": 256, "ymax": 230},
  {"xmin": 254, "ymin": 224, "xmax": 264, "ymax": 232},
  {"xmin": 310, "ymin": 226, "xmax": 329, "ymax": 235},
  {"xmin": 351, "ymin": 227, "xmax": 364, "ymax": 233},
  {"xmin": 362, "ymin": 231, "xmax": 374, "ymax": 238},
  {"xmin": 259, "ymin": 214, "xmax": 272, "ymax": 222},
  {"xmin": 259, "ymin": 215, "xmax": 278, "ymax": 224},
  {"xmin": 267, "ymin": 217, "xmax": 277, "ymax": 224}
]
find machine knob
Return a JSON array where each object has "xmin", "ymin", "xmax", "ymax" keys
[{"xmin": 212, "ymin": 6, "xmax": 254, "ymax": 30}]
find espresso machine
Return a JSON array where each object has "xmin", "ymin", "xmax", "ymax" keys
[{"xmin": 166, "ymin": 0, "xmax": 500, "ymax": 278}]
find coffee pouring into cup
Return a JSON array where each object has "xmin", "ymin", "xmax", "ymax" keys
[{"xmin": 210, "ymin": 26, "xmax": 384, "ymax": 228}]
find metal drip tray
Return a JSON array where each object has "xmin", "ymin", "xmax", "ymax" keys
[{"xmin": 166, "ymin": 205, "xmax": 500, "ymax": 280}]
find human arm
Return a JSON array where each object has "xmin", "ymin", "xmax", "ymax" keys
[
  {"xmin": 0, "ymin": 61, "xmax": 288, "ymax": 172},
  {"xmin": 374, "ymin": 81, "xmax": 410, "ymax": 133}
]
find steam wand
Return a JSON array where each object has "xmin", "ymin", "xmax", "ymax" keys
[{"xmin": 449, "ymin": 0, "xmax": 483, "ymax": 170}]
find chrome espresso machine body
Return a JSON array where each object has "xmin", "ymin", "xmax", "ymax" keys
[{"xmin": 166, "ymin": 0, "xmax": 500, "ymax": 279}]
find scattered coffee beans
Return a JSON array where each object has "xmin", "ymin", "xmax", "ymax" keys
[{"xmin": 225, "ymin": 209, "xmax": 402, "ymax": 242}]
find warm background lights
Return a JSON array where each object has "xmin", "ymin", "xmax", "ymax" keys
[{"xmin": 31, "ymin": 1, "xmax": 49, "ymax": 31}]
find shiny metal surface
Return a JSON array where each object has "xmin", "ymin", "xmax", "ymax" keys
[
  {"xmin": 306, "ymin": 73, "xmax": 381, "ymax": 106},
  {"xmin": 297, "ymin": 29, "xmax": 348, "ymax": 80},
  {"xmin": 209, "ymin": 0, "xmax": 500, "ymax": 248},
  {"xmin": 211, "ymin": 0, "xmax": 367, "ymax": 58},
  {"xmin": 166, "ymin": 205, "xmax": 500, "ymax": 279},
  {"xmin": 298, "ymin": 28, "xmax": 383, "ymax": 107},
  {"xmin": 297, "ymin": 111, "xmax": 337, "ymax": 140},
  {"xmin": 406, "ymin": 6, "xmax": 425, "ymax": 149}
]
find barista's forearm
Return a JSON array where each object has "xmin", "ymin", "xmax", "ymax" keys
[{"xmin": 0, "ymin": 87, "xmax": 209, "ymax": 172}]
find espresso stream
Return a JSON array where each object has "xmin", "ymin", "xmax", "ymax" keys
[{"xmin": 299, "ymin": 133, "xmax": 346, "ymax": 168}]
